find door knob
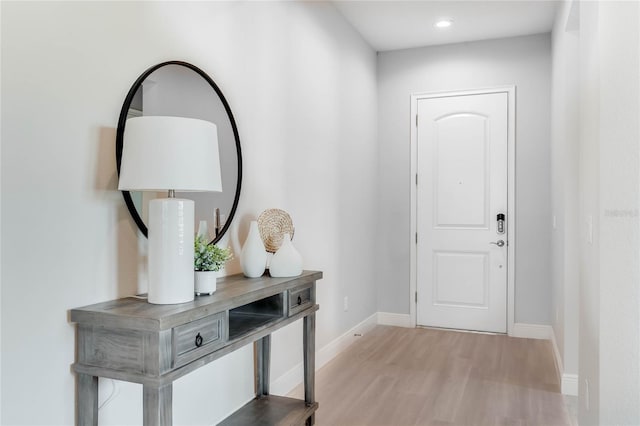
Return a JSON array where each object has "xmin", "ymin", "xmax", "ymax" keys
[{"xmin": 490, "ymin": 240, "xmax": 505, "ymax": 247}]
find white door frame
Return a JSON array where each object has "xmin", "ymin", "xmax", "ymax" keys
[{"xmin": 409, "ymin": 86, "xmax": 516, "ymax": 335}]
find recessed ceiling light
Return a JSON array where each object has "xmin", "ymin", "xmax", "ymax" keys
[{"xmin": 435, "ymin": 19, "xmax": 453, "ymax": 29}]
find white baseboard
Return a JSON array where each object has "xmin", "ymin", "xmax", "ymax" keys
[
  {"xmin": 270, "ymin": 359, "xmax": 304, "ymax": 396},
  {"xmin": 270, "ymin": 312, "xmax": 378, "ymax": 395},
  {"xmin": 510, "ymin": 322, "xmax": 553, "ymax": 339},
  {"xmin": 317, "ymin": 313, "xmax": 378, "ymax": 368},
  {"xmin": 377, "ymin": 312, "xmax": 412, "ymax": 328},
  {"xmin": 550, "ymin": 327, "xmax": 564, "ymax": 381},
  {"xmin": 549, "ymin": 325, "xmax": 579, "ymax": 397},
  {"xmin": 562, "ymin": 374, "xmax": 579, "ymax": 396}
]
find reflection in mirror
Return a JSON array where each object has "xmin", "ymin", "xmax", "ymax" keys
[{"xmin": 117, "ymin": 62, "xmax": 242, "ymax": 244}]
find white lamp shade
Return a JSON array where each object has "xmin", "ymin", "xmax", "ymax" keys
[{"xmin": 118, "ymin": 116, "xmax": 222, "ymax": 192}]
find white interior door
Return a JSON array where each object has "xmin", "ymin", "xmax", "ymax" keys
[{"xmin": 416, "ymin": 92, "xmax": 508, "ymax": 333}]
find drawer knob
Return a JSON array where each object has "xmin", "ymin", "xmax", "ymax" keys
[
  {"xmin": 195, "ymin": 333, "xmax": 203, "ymax": 347},
  {"xmin": 297, "ymin": 296, "xmax": 302, "ymax": 306}
]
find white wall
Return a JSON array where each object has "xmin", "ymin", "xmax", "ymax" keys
[
  {"xmin": 577, "ymin": 1, "xmax": 601, "ymax": 421},
  {"xmin": 0, "ymin": 2, "xmax": 3, "ymax": 421},
  {"xmin": 595, "ymin": 1, "xmax": 639, "ymax": 423},
  {"xmin": 550, "ymin": 0, "xmax": 580, "ymax": 382},
  {"xmin": 377, "ymin": 34, "xmax": 552, "ymax": 324},
  {"xmin": 552, "ymin": 0, "xmax": 640, "ymax": 423},
  {"xmin": 0, "ymin": 2, "xmax": 378, "ymax": 424}
]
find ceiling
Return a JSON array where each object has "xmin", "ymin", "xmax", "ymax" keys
[{"xmin": 332, "ymin": 1, "xmax": 559, "ymax": 52}]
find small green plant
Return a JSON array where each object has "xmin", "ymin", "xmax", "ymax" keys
[{"xmin": 194, "ymin": 235, "xmax": 232, "ymax": 271}]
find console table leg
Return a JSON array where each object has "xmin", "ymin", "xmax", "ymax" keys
[
  {"xmin": 256, "ymin": 334, "xmax": 271, "ymax": 396},
  {"xmin": 143, "ymin": 384, "xmax": 172, "ymax": 426},
  {"xmin": 304, "ymin": 312, "xmax": 316, "ymax": 425},
  {"xmin": 77, "ymin": 373, "xmax": 98, "ymax": 426}
]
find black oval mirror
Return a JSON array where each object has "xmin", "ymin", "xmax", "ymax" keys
[{"xmin": 116, "ymin": 61, "xmax": 242, "ymax": 244}]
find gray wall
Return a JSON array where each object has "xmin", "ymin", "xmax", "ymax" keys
[{"xmin": 377, "ymin": 34, "xmax": 552, "ymax": 324}]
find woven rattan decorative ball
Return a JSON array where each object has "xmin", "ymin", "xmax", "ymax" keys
[{"xmin": 257, "ymin": 209, "xmax": 295, "ymax": 253}]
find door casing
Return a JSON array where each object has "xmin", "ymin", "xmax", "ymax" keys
[{"xmin": 409, "ymin": 86, "xmax": 516, "ymax": 335}]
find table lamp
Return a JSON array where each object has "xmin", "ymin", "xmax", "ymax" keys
[{"xmin": 118, "ymin": 116, "xmax": 222, "ymax": 304}]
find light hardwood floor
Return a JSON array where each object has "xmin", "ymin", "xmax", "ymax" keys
[{"xmin": 289, "ymin": 326, "xmax": 572, "ymax": 426}]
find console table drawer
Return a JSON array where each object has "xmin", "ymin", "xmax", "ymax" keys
[
  {"xmin": 173, "ymin": 312, "xmax": 225, "ymax": 367},
  {"xmin": 289, "ymin": 285, "xmax": 313, "ymax": 316}
]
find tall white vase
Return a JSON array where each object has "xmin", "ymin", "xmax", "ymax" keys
[
  {"xmin": 241, "ymin": 221, "xmax": 267, "ymax": 278},
  {"xmin": 269, "ymin": 233, "xmax": 302, "ymax": 277}
]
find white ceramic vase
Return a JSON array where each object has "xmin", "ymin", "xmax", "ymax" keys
[
  {"xmin": 269, "ymin": 233, "xmax": 302, "ymax": 277},
  {"xmin": 241, "ymin": 221, "xmax": 267, "ymax": 278},
  {"xmin": 194, "ymin": 270, "xmax": 217, "ymax": 295}
]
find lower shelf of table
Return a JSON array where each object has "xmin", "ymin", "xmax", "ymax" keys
[{"xmin": 218, "ymin": 395, "xmax": 318, "ymax": 426}]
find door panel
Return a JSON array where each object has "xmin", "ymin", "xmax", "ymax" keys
[
  {"xmin": 417, "ymin": 92, "xmax": 508, "ymax": 333},
  {"xmin": 433, "ymin": 251, "xmax": 488, "ymax": 307},
  {"xmin": 435, "ymin": 114, "xmax": 488, "ymax": 228}
]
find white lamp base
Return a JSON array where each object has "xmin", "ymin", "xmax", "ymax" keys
[{"xmin": 147, "ymin": 198, "xmax": 195, "ymax": 304}]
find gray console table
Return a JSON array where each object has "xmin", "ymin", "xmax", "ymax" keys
[{"xmin": 70, "ymin": 270, "xmax": 322, "ymax": 425}]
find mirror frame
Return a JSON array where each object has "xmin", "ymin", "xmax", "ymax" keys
[{"xmin": 115, "ymin": 60, "xmax": 243, "ymax": 244}]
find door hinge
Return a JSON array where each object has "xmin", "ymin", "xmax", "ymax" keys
[
  {"xmin": 415, "ymin": 114, "xmax": 418, "ymax": 126},
  {"xmin": 415, "ymin": 174, "xmax": 418, "ymax": 185},
  {"xmin": 415, "ymin": 233, "xmax": 418, "ymax": 244},
  {"xmin": 415, "ymin": 292, "xmax": 418, "ymax": 303}
]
